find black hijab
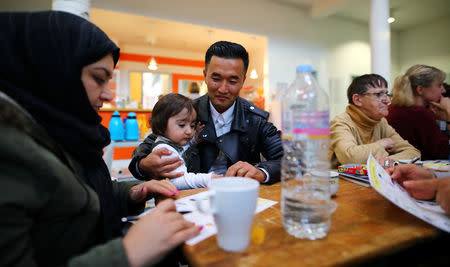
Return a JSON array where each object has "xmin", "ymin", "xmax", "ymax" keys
[{"xmin": 0, "ymin": 11, "xmax": 122, "ymax": 241}]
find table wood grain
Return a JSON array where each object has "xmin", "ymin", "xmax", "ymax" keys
[{"xmin": 180, "ymin": 179, "xmax": 442, "ymax": 267}]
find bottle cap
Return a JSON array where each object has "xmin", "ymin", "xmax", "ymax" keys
[
  {"xmin": 112, "ymin": 110, "xmax": 120, "ymax": 117},
  {"xmin": 296, "ymin": 64, "xmax": 313, "ymax": 73},
  {"xmin": 127, "ymin": 112, "xmax": 137, "ymax": 118}
]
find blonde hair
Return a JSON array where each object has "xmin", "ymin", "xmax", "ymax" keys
[{"xmin": 391, "ymin": 64, "xmax": 446, "ymax": 106}]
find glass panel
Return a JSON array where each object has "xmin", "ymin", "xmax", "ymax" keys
[
  {"xmin": 129, "ymin": 72, "xmax": 142, "ymax": 103},
  {"xmin": 128, "ymin": 72, "xmax": 171, "ymax": 110},
  {"xmin": 179, "ymin": 80, "xmax": 205, "ymax": 100}
]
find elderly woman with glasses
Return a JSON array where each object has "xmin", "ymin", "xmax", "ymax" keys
[
  {"xmin": 386, "ymin": 65, "xmax": 448, "ymax": 160},
  {"xmin": 329, "ymin": 74, "xmax": 420, "ymax": 168}
]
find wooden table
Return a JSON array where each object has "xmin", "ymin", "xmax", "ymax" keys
[{"xmin": 180, "ymin": 179, "xmax": 444, "ymax": 267}]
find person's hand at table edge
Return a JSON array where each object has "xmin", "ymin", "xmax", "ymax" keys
[
  {"xmin": 388, "ymin": 164, "xmax": 437, "ymax": 200},
  {"xmin": 129, "ymin": 179, "xmax": 179, "ymax": 205},
  {"xmin": 225, "ymin": 161, "xmax": 267, "ymax": 183}
]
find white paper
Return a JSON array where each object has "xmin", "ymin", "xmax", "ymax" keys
[
  {"xmin": 174, "ymin": 191, "xmax": 278, "ymax": 246},
  {"xmin": 367, "ymin": 154, "xmax": 450, "ymax": 233}
]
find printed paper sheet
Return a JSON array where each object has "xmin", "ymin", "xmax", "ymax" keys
[{"xmin": 367, "ymin": 154, "xmax": 450, "ymax": 232}]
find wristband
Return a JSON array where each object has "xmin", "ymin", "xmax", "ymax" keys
[{"xmin": 446, "ymin": 121, "xmax": 450, "ymax": 125}]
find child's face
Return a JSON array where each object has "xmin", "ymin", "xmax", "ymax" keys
[{"xmin": 165, "ymin": 107, "xmax": 197, "ymax": 146}]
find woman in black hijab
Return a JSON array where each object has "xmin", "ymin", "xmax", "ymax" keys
[{"xmin": 0, "ymin": 11, "xmax": 200, "ymax": 266}]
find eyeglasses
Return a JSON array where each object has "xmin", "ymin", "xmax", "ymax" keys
[{"xmin": 363, "ymin": 92, "xmax": 393, "ymax": 100}]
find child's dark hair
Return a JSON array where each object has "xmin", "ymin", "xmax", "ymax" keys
[{"xmin": 151, "ymin": 93, "xmax": 196, "ymax": 136}]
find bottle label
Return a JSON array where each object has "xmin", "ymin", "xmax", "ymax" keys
[{"xmin": 283, "ymin": 110, "xmax": 329, "ymax": 140}]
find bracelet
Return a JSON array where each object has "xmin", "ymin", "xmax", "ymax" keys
[{"xmin": 446, "ymin": 121, "xmax": 450, "ymax": 125}]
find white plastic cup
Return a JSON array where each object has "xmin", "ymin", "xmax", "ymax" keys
[
  {"xmin": 197, "ymin": 177, "xmax": 259, "ymax": 252},
  {"xmin": 330, "ymin": 171, "xmax": 339, "ymax": 196}
]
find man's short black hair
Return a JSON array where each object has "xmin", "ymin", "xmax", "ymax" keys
[
  {"xmin": 205, "ymin": 41, "xmax": 249, "ymax": 74},
  {"xmin": 347, "ymin": 74, "xmax": 388, "ymax": 104}
]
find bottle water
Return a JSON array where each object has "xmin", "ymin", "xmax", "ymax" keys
[
  {"xmin": 109, "ymin": 110, "xmax": 124, "ymax": 141},
  {"xmin": 281, "ymin": 64, "xmax": 333, "ymax": 240}
]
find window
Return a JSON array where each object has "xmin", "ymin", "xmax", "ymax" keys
[{"xmin": 129, "ymin": 71, "xmax": 171, "ymax": 109}]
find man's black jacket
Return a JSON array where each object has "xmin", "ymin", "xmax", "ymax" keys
[{"xmin": 128, "ymin": 95, "xmax": 283, "ymax": 184}]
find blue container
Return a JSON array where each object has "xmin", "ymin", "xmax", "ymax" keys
[
  {"xmin": 109, "ymin": 110, "xmax": 124, "ymax": 141},
  {"xmin": 125, "ymin": 112, "xmax": 139, "ymax": 140}
]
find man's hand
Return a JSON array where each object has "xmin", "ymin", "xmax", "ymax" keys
[
  {"xmin": 377, "ymin": 138, "xmax": 395, "ymax": 153},
  {"xmin": 195, "ymin": 122, "xmax": 205, "ymax": 143},
  {"xmin": 388, "ymin": 164, "xmax": 436, "ymax": 200},
  {"xmin": 123, "ymin": 199, "xmax": 201, "ymax": 267},
  {"xmin": 129, "ymin": 179, "xmax": 179, "ymax": 205},
  {"xmin": 138, "ymin": 148, "xmax": 184, "ymax": 179},
  {"xmin": 225, "ymin": 161, "xmax": 266, "ymax": 183},
  {"xmin": 403, "ymin": 178, "xmax": 450, "ymax": 215}
]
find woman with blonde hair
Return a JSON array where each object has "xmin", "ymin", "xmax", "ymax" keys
[{"xmin": 387, "ymin": 65, "xmax": 448, "ymax": 160}]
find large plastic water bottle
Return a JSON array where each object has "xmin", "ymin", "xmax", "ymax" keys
[{"xmin": 281, "ymin": 64, "xmax": 334, "ymax": 240}]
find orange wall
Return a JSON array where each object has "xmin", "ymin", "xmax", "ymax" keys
[
  {"xmin": 119, "ymin": 52, "xmax": 205, "ymax": 94},
  {"xmin": 99, "ymin": 110, "xmax": 152, "ymax": 129},
  {"xmin": 100, "ymin": 110, "xmax": 152, "ymax": 160},
  {"xmin": 120, "ymin": 52, "xmax": 204, "ymax": 68}
]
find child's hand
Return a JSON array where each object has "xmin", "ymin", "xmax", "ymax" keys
[
  {"xmin": 195, "ymin": 122, "xmax": 206, "ymax": 143},
  {"xmin": 211, "ymin": 173, "xmax": 223, "ymax": 179}
]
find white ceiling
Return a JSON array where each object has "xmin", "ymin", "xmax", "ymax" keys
[
  {"xmin": 90, "ymin": 8, "xmax": 267, "ymax": 55},
  {"xmin": 91, "ymin": 0, "xmax": 450, "ymax": 53},
  {"xmin": 277, "ymin": 0, "xmax": 450, "ymax": 31},
  {"xmin": 2, "ymin": 0, "xmax": 449, "ymax": 54}
]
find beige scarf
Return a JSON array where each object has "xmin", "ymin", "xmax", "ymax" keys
[{"xmin": 345, "ymin": 104, "xmax": 380, "ymax": 144}]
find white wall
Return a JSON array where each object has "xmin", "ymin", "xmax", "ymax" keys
[
  {"xmin": 398, "ymin": 16, "xmax": 450, "ymax": 80},
  {"xmin": 1, "ymin": 0, "xmax": 52, "ymax": 11}
]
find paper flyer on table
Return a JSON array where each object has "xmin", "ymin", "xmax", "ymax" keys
[
  {"xmin": 366, "ymin": 154, "xmax": 450, "ymax": 233},
  {"xmin": 173, "ymin": 190, "xmax": 277, "ymax": 246}
]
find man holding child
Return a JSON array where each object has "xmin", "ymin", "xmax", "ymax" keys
[{"xmin": 129, "ymin": 41, "xmax": 283, "ymax": 184}]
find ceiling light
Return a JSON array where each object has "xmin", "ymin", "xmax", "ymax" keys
[
  {"xmin": 387, "ymin": 17, "xmax": 395, "ymax": 23},
  {"xmin": 250, "ymin": 68, "xmax": 258, "ymax": 79},
  {"xmin": 147, "ymin": 57, "xmax": 158, "ymax": 70}
]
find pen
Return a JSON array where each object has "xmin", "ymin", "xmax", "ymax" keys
[
  {"xmin": 121, "ymin": 215, "xmax": 140, "ymax": 223},
  {"xmin": 121, "ymin": 211, "xmax": 193, "ymax": 222},
  {"xmin": 410, "ymin": 156, "xmax": 420, "ymax": 164}
]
